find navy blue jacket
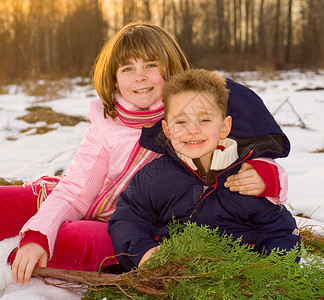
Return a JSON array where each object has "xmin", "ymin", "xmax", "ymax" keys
[{"xmin": 108, "ymin": 79, "xmax": 300, "ymax": 271}]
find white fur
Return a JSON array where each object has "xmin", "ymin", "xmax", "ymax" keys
[{"xmin": 0, "ymin": 237, "xmax": 81, "ymax": 300}]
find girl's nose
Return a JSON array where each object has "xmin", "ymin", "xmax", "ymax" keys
[{"xmin": 135, "ymin": 70, "xmax": 147, "ymax": 82}]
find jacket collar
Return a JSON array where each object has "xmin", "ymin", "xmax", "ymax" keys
[{"xmin": 176, "ymin": 138, "xmax": 239, "ymax": 172}]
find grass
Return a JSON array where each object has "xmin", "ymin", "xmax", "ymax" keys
[{"xmin": 300, "ymin": 227, "xmax": 324, "ymax": 257}]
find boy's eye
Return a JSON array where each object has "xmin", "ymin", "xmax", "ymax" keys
[
  {"xmin": 200, "ymin": 118, "xmax": 211, "ymax": 123},
  {"xmin": 175, "ymin": 120, "xmax": 187, "ymax": 125}
]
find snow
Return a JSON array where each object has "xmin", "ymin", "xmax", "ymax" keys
[{"xmin": 0, "ymin": 70, "xmax": 323, "ymax": 299}]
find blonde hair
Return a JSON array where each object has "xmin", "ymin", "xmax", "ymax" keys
[
  {"xmin": 163, "ymin": 69, "xmax": 229, "ymax": 120},
  {"xmin": 93, "ymin": 21, "xmax": 189, "ymax": 118}
]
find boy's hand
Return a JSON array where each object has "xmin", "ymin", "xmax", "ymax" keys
[
  {"xmin": 12, "ymin": 242, "xmax": 48, "ymax": 285},
  {"xmin": 138, "ymin": 245, "xmax": 161, "ymax": 267},
  {"xmin": 224, "ymin": 162, "xmax": 265, "ymax": 195}
]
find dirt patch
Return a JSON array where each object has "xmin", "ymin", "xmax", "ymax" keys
[
  {"xmin": 314, "ymin": 147, "xmax": 324, "ymax": 153},
  {"xmin": 11, "ymin": 106, "xmax": 89, "ymax": 137},
  {"xmin": 22, "ymin": 79, "xmax": 74, "ymax": 102},
  {"xmin": 0, "ymin": 178, "xmax": 24, "ymax": 185},
  {"xmin": 20, "ymin": 126, "xmax": 56, "ymax": 135},
  {"xmin": 17, "ymin": 106, "xmax": 89, "ymax": 126}
]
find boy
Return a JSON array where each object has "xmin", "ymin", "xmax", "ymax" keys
[{"xmin": 108, "ymin": 69, "xmax": 300, "ymax": 271}]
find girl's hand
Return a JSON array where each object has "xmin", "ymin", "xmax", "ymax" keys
[
  {"xmin": 224, "ymin": 162, "xmax": 265, "ymax": 196},
  {"xmin": 11, "ymin": 242, "xmax": 48, "ymax": 285},
  {"xmin": 138, "ymin": 245, "xmax": 161, "ymax": 267}
]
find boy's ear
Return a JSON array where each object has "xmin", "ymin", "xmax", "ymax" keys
[
  {"xmin": 220, "ymin": 116, "xmax": 232, "ymax": 139},
  {"xmin": 162, "ymin": 120, "xmax": 171, "ymax": 139}
]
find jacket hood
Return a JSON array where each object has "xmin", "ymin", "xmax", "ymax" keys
[{"xmin": 140, "ymin": 78, "xmax": 290, "ymax": 160}]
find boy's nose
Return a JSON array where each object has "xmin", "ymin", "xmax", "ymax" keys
[{"xmin": 186, "ymin": 122, "xmax": 201, "ymax": 134}]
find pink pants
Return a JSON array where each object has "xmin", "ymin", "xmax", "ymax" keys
[{"xmin": 0, "ymin": 185, "xmax": 118, "ymax": 271}]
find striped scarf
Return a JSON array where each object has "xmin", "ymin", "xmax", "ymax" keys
[{"xmin": 115, "ymin": 101, "xmax": 164, "ymax": 129}]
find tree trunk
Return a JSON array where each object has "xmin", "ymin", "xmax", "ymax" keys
[
  {"xmin": 251, "ymin": 0, "xmax": 255, "ymax": 52},
  {"xmin": 274, "ymin": 0, "xmax": 280, "ymax": 65},
  {"xmin": 143, "ymin": 0, "xmax": 151, "ymax": 21},
  {"xmin": 285, "ymin": 0, "xmax": 293, "ymax": 64},
  {"xmin": 258, "ymin": 0, "xmax": 266, "ymax": 59},
  {"xmin": 245, "ymin": 0, "xmax": 250, "ymax": 52},
  {"xmin": 233, "ymin": 0, "xmax": 237, "ymax": 52}
]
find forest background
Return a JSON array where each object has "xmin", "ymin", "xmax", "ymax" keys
[{"xmin": 0, "ymin": 0, "xmax": 324, "ymax": 84}]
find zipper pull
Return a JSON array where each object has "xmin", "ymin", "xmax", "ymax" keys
[{"xmin": 190, "ymin": 209, "xmax": 196, "ymax": 218}]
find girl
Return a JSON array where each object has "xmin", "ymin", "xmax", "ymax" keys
[{"xmin": 0, "ymin": 22, "xmax": 287, "ymax": 285}]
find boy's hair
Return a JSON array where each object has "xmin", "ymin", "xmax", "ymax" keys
[
  {"xmin": 93, "ymin": 21, "xmax": 189, "ymax": 118},
  {"xmin": 163, "ymin": 69, "xmax": 229, "ymax": 120}
]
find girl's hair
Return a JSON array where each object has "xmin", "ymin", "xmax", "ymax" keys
[
  {"xmin": 163, "ymin": 69, "xmax": 229, "ymax": 120},
  {"xmin": 93, "ymin": 21, "xmax": 190, "ymax": 118}
]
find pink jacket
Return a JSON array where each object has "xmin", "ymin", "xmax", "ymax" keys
[
  {"xmin": 20, "ymin": 98, "xmax": 288, "ymax": 258},
  {"xmin": 20, "ymin": 98, "xmax": 148, "ymax": 257}
]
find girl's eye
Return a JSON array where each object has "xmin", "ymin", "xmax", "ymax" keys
[
  {"xmin": 175, "ymin": 120, "xmax": 187, "ymax": 125},
  {"xmin": 146, "ymin": 62, "xmax": 158, "ymax": 69}
]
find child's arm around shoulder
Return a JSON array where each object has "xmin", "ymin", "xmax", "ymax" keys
[{"xmin": 225, "ymin": 158, "xmax": 287, "ymax": 204}]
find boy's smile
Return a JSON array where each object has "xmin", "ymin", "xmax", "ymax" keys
[{"xmin": 162, "ymin": 91, "xmax": 231, "ymax": 171}]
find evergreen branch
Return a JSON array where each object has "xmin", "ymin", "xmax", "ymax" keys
[{"xmin": 32, "ymin": 222, "xmax": 324, "ymax": 299}]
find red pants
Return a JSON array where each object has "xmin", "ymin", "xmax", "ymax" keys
[{"xmin": 0, "ymin": 185, "xmax": 117, "ymax": 271}]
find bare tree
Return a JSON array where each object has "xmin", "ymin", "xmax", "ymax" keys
[
  {"xmin": 273, "ymin": 0, "xmax": 280, "ymax": 65},
  {"xmin": 122, "ymin": 0, "xmax": 136, "ymax": 24},
  {"xmin": 258, "ymin": 0, "xmax": 266, "ymax": 59},
  {"xmin": 285, "ymin": 0, "xmax": 293, "ymax": 64},
  {"xmin": 216, "ymin": 0, "xmax": 226, "ymax": 50},
  {"xmin": 143, "ymin": 0, "xmax": 152, "ymax": 21},
  {"xmin": 250, "ymin": 0, "xmax": 255, "ymax": 52},
  {"xmin": 1, "ymin": 0, "xmax": 324, "ymax": 80},
  {"xmin": 244, "ymin": 0, "xmax": 250, "ymax": 52}
]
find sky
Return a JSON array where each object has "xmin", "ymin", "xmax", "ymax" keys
[{"xmin": 0, "ymin": 70, "xmax": 323, "ymax": 299}]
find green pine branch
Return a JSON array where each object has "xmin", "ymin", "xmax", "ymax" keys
[{"xmin": 81, "ymin": 221, "xmax": 324, "ymax": 299}]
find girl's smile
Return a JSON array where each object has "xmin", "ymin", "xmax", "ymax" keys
[{"xmin": 116, "ymin": 58, "xmax": 165, "ymax": 110}]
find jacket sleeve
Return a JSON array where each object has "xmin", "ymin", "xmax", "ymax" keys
[
  {"xmin": 249, "ymin": 158, "xmax": 288, "ymax": 204},
  {"xmin": 19, "ymin": 104, "xmax": 110, "ymax": 258},
  {"xmin": 108, "ymin": 170, "xmax": 159, "ymax": 271}
]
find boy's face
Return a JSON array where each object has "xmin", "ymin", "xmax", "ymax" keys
[{"xmin": 162, "ymin": 91, "xmax": 231, "ymax": 168}]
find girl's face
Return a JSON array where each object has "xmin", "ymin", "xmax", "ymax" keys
[{"xmin": 116, "ymin": 58, "xmax": 165, "ymax": 110}]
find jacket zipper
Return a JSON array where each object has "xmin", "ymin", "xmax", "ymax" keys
[{"xmin": 189, "ymin": 148, "xmax": 255, "ymax": 218}]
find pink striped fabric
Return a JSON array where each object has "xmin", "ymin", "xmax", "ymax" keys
[
  {"xmin": 85, "ymin": 102, "xmax": 164, "ymax": 220},
  {"xmin": 115, "ymin": 102, "xmax": 164, "ymax": 129},
  {"xmin": 85, "ymin": 141, "xmax": 161, "ymax": 221}
]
